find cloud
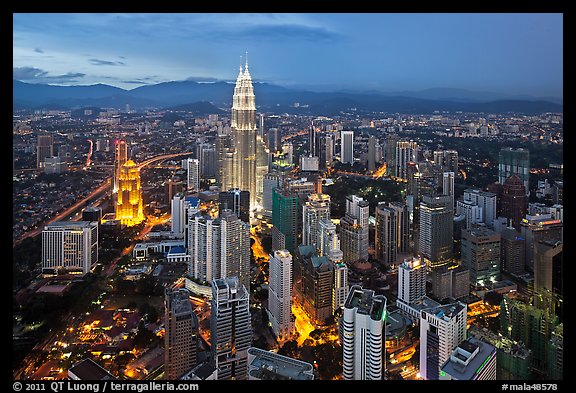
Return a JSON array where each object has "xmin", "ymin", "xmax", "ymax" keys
[
  {"xmin": 211, "ymin": 23, "xmax": 343, "ymax": 43},
  {"xmin": 89, "ymin": 58, "xmax": 126, "ymax": 66},
  {"xmin": 34, "ymin": 48, "xmax": 44, "ymax": 53},
  {"xmin": 121, "ymin": 80, "xmax": 150, "ymax": 84},
  {"xmin": 185, "ymin": 76, "xmax": 220, "ymax": 82},
  {"xmin": 13, "ymin": 66, "xmax": 86, "ymax": 83}
]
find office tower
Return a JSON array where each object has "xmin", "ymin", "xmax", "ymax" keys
[
  {"xmin": 501, "ymin": 226, "xmax": 526, "ymax": 276},
  {"xmin": 553, "ymin": 180, "xmax": 563, "ymax": 205},
  {"xmin": 385, "ymin": 134, "xmax": 399, "ymax": 176},
  {"xmin": 218, "ymin": 189, "xmax": 250, "ymax": 223},
  {"xmin": 282, "ymin": 143, "xmax": 293, "ymax": 165},
  {"xmin": 318, "ymin": 219, "xmax": 343, "ymax": 262},
  {"xmin": 397, "ymin": 257, "xmax": 427, "ymax": 304},
  {"xmin": 419, "ymin": 302, "xmax": 467, "ymax": 380},
  {"xmin": 430, "ymin": 265, "xmax": 470, "ymax": 300},
  {"xmin": 267, "ymin": 249, "xmax": 294, "ymax": 339},
  {"xmin": 367, "ymin": 135, "xmax": 376, "ymax": 172},
  {"xmin": 395, "ymin": 140, "xmax": 418, "ymax": 180},
  {"xmin": 113, "ymin": 139, "xmax": 128, "ymax": 193},
  {"xmin": 164, "ymin": 288, "xmax": 199, "ymax": 380},
  {"xmin": 461, "ymin": 227, "xmax": 501, "ymax": 286},
  {"xmin": 499, "ymin": 147, "xmax": 530, "ymax": 195},
  {"xmin": 533, "ymin": 240, "xmax": 562, "ymax": 310},
  {"xmin": 115, "ymin": 160, "xmax": 144, "ymax": 227},
  {"xmin": 520, "ymin": 214, "xmax": 563, "ymax": 273},
  {"xmin": 164, "ymin": 177, "xmax": 184, "ymax": 205},
  {"xmin": 463, "ymin": 188, "xmax": 497, "ymax": 228},
  {"xmin": 333, "ymin": 262, "xmax": 348, "ymax": 313},
  {"xmin": 340, "ymin": 130, "xmax": 354, "ymax": 164},
  {"xmin": 547, "ymin": 325, "xmax": 563, "ymax": 380},
  {"xmin": 443, "ymin": 150, "xmax": 458, "ymax": 175},
  {"xmin": 302, "ymin": 193, "xmax": 331, "ymax": 250},
  {"xmin": 439, "ymin": 337, "xmax": 497, "ymax": 380},
  {"xmin": 247, "ymin": 347, "xmax": 314, "ymax": 380},
  {"xmin": 262, "ymin": 173, "xmax": 283, "ymax": 218},
  {"xmin": 433, "ymin": 151, "xmax": 444, "ymax": 167},
  {"xmin": 374, "ymin": 202, "xmax": 409, "ymax": 267},
  {"xmin": 171, "ymin": 193, "xmax": 186, "ymax": 235},
  {"xmin": 442, "ymin": 172, "xmax": 455, "ymax": 207},
  {"xmin": 182, "ymin": 158, "xmax": 200, "ymax": 194},
  {"xmin": 308, "ymin": 121, "xmax": 316, "ymax": 156},
  {"xmin": 317, "ymin": 134, "xmax": 333, "ymax": 169},
  {"xmin": 201, "ymin": 147, "xmax": 217, "ymax": 178},
  {"xmin": 342, "ymin": 285, "xmax": 387, "ymax": 380},
  {"xmin": 266, "ymin": 128, "xmax": 279, "ymax": 152},
  {"xmin": 41, "ymin": 221, "xmax": 98, "ymax": 275},
  {"xmin": 255, "ymin": 134, "xmax": 270, "ymax": 207},
  {"xmin": 211, "ymin": 277, "xmax": 252, "ymax": 380},
  {"xmin": 230, "ymin": 57, "xmax": 258, "ymax": 210},
  {"xmin": 259, "ymin": 113, "xmax": 265, "ymax": 138},
  {"xmin": 188, "ymin": 210, "xmax": 251, "ymax": 290},
  {"xmin": 216, "ymin": 133, "xmax": 234, "ymax": 191},
  {"xmin": 419, "ymin": 195, "xmax": 454, "ymax": 268},
  {"xmin": 456, "ymin": 200, "xmax": 483, "ymax": 229},
  {"xmin": 293, "ymin": 245, "xmax": 334, "ymax": 325},
  {"xmin": 300, "ymin": 155, "xmax": 319, "ymax": 171},
  {"xmin": 36, "ymin": 134, "xmax": 54, "ymax": 168},
  {"xmin": 340, "ymin": 195, "xmax": 370, "ymax": 263},
  {"xmin": 82, "ymin": 206, "xmax": 102, "ymax": 225},
  {"xmin": 271, "ymin": 188, "xmax": 299, "ymax": 254}
]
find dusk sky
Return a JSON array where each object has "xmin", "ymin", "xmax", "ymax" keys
[{"xmin": 13, "ymin": 13, "xmax": 563, "ymax": 98}]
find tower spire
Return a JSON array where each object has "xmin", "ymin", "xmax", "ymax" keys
[
  {"xmin": 239, "ymin": 55, "xmax": 243, "ymax": 73},
  {"xmin": 245, "ymin": 50, "xmax": 249, "ymax": 71}
]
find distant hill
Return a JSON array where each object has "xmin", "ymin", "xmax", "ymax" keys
[{"xmin": 12, "ymin": 79, "xmax": 563, "ymax": 115}]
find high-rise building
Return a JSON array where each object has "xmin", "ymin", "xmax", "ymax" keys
[
  {"xmin": 230, "ymin": 57, "xmax": 258, "ymax": 210},
  {"xmin": 533, "ymin": 240, "xmax": 562, "ymax": 310},
  {"xmin": 375, "ymin": 202, "xmax": 409, "ymax": 267},
  {"xmin": 397, "ymin": 257, "xmax": 427, "ymax": 304},
  {"xmin": 461, "ymin": 226, "xmax": 501, "ymax": 286},
  {"xmin": 182, "ymin": 158, "xmax": 200, "ymax": 194},
  {"xmin": 282, "ymin": 143, "xmax": 294, "ymax": 165},
  {"xmin": 443, "ymin": 150, "xmax": 458, "ymax": 175},
  {"xmin": 42, "ymin": 221, "xmax": 98, "ymax": 275},
  {"xmin": 271, "ymin": 188, "xmax": 299, "ymax": 254},
  {"xmin": 216, "ymin": 133, "xmax": 234, "ymax": 191},
  {"xmin": 317, "ymin": 134, "xmax": 334, "ymax": 169},
  {"xmin": 499, "ymin": 148, "xmax": 530, "ymax": 195},
  {"xmin": 247, "ymin": 347, "xmax": 314, "ymax": 380},
  {"xmin": 267, "ymin": 249, "xmax": 294, "ymax": 339},
  {"xmin": 439, "ymin": 337, "xmax": 497, "ymax": 380},
  {"xmin": 342, "ymin": 285, "xmax": 387, "ymax": 380},
  {"xmin": 113, "ymin": 139, "xmax": 128, "ymax": 193},
  {"xmin": 164, "ymin": 288, "xmax": 199, "ymax": 380},
  {"xmin": 188, "ymin": 210, "xmax": 251, "ymax": 290},
  {"xmin": 456, "ymin": 199, "xmax": 484, "ymax": 229},
  {"xmin": 340, "ymin": 130, "xmax": 354, "ymax": 164},
  {"xmin": 385, "ymin": 134, "xmax": 399, "ymax": 177},
  {"xmin": 218, "ymin": 189, "xmax": 250, "ymax": 223},
  {"xmin": 302, "ymin": 193, "xmax": 331, "ymax": 251},
  {"xmin": 340, "ymin": 195, "xmax": 370, "ymax": 263},
  {"xmin": 395, "ymin": 140, "xmax": 418, "ymax": 180},
  {"xmin": 164, "ymin": 177, "xmax": 184, "ymax": 205},
  {"xmin": 318, "ymin": 219, "xmax": 343, "ymax": 262},
  {"xmin": 419, "ymin": 195, "xmax": 454, "ymax": 268},
  {"xmin": 115, "ymin": 160, "xmax": 144, "ymax": 227},
  {"xmin": 519, "ymin": 214, "xmax": 563, "ymax": 274},
  {"xmin": 211, "ymin": 277, "xmax": 252, "ymax": 380},
  {"xmin": 442, "ymin": 172, "xmax": 455, "ymax": 207},
  {"xmin": 333, "ymin": 262, "xmax": 348, "ymax": 313},
  {"xmin": 464, "ymin": 189, "xmax": 497, "ymax": 228},
  {"xmin": 293, "ymin": 245, "xmax": 334, "ymax": 325},
  {"xmin": 419, "ymin": 302, "xmax": 467, "ymax": 380},
  {"xmin": 367, "ymin": 135, "xmax": 376, "ymax": 172},
  {"xmin": 36, "ymin": 134, "xmax": 54, "ymax": 168},
  {"xmin": 308, "ymin": 121, "xmax": 317, "ymax": 157},
  {"xmin": 501, "ymin": 226, "xmax": 526, "ymax": 276},
  {"xmin": 547, "ymin": 325, "xmax": 563, "ymax": 380},
  {"xmin": 262, "ymin": 172, "xmax": 283, "ymax": 218},
  {"xmin": 171, "ymin": 193, "xmax": 186, "ymax": 235},
  {"xmin": 430, "ymin": 265, "xmax": 470, "ymax": 300},
  {"xmin": 201, "ymin": 147, "xmax": 217, "ymax": 178},
  {"xmin": 82, "ymin": 206, "xmax": 102, "ymax": 225}
]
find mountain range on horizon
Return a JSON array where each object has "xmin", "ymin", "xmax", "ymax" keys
[{"xmin": 13, "ymin": 79, "xmax": 563, "ymax": 115}]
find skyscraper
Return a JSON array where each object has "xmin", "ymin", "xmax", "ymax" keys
[
  {"xmin": 36, "ymin": 134, "xmax": 54, "ymax": 168},
  {"xmin": 302, "ymin": 193, "xmax": 331, "ymax": 251},
  {"xmin": 340, "ymin": 195, "xmax": 370, "ymax": 263},
  {"xmin": 230, "ymin": 57, "xmax": 258, "ymax": 210},
  {"xmin": 395, "ymin": 140, "xmax": 418, "ymax": 180},
  {"xmin": 463, "ymin": 188, "xmax": 497, "ymax": 228},
  {"xmin": 164, "ymin": 288, "xmax": 199, "ymax": 380},
  {"xmin": 502, "ymin": 175, "xmax": 528, "ymax": 231},
  {"xmin": 41, "ymin": 221, "xmax": 98, "ymax": 275},
  {"xmin": 439, "ymin": 337, "xmax": 497, "ymax": 380},
  {"xmin": 218, "ymin": 188, "xmax": 250, "ymax": 223},
  {"xmin": 385, "ymin": 134, "xmax": 399, "ymax": 177},
  {"xmin": 519, "ymin": 214, "xmax": 563, "ymax": 273},
  {"xmin": 113, "ymin": 139, "xmax": 128, "ymax": 193},
  {"xmin": 419, "ymin": 302, "xmax": 467, "ymax": 380},
  {"xmin": 499, "ymin": 147, "xmax": 530, "ymax": 195},
  {"xmin": 442, "ymin": 172, "xmax": 455, "ymax": 207},
  {"xmin": 216, "ymin": 132, "xmax": 234, "ymax": 191},
  {"xmin": 367, "ymin": 135, "xmax": 376, "ymax": 172},
  {"xmin": 182, "ymin": 158, "xmax": 200, "ymax": 194},
  {"xmin": 271, "ymin": 188, "xmax": 299, "ymax": 254},
  {"xmin": 308, "ymin": 121, "xmax": 316, "ymax": 157},
  {"xmin": 374, "ymin": 202, "xmax": 408, "ymax": 267},
  {"xmin": 340, "ymin": 130, "xmax": 354, "ymax": 164},
  {"xmin": 333, "ymin": 262, "xmax": 349, "ymax": 313},
  {"xmin": 501, "ymin": 226, "xmax": 526, "ymax": 276},
  {"xmin": 461, "ymin": 226, "xmax": 501, "ymax": 286},
  {"xmin": 171, "ymin": 193, "xmax": 186, "ymax": 235},
  {"xmin": 115, "ymin": 160, "xmax": 144, "ymax": 227},
  {"xmin": 533, "ymin": 240, "xmax": 562, "ymax": 310},
  {"xmin": 211, "ymin": 277, "xmax": 252, "ymax": 380},
  {"xmin": 397, "ymin": 257, "xmax": 427, "ymax": 305},
  {"xmin": 318, "ymin": 218, "xmax": 343, "ymax": 262},
  {"xmin": 342, "ymin": 285, "xmax": 387, "ymax": 380},
  {"xmin": 419, "ymin": 195, "xmax": 454, "ymax": 268},
  {"xmin": 267, "ymin": 249, "xmax": 294, "ymax": 339}
]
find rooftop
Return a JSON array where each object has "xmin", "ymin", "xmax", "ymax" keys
[
  {"xmin": 345, "ymin": 285, "xmax": 387, "ymax": 321},
  {"xmin": 441, "ymin": 337, "xmax": 496, "ymax": 380},
  {"xmin": 68, "ymin": 358, "xmax": 116, "ymax": 380},
  {"xmin": 247, "ymin": 347, "xmax": 314, "ymax": 380}
]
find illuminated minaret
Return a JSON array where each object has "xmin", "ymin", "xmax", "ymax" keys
[
  {"xmin": 113, "ymin": 139, "xmax": 128, "ymax": 193},
  {"xmin": 116, "ymin": 160, "xmax": 144, "ymax": 226},
  {"xmin": 231, "ymin": 53, "xmax": 258, "ymax": 211}
]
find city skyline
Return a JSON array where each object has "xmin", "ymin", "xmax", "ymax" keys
[{"xmin": 13, "ymin": 13, "xmax": 563, "ymax": 98}]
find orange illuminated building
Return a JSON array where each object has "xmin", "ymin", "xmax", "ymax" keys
[{"xmin": 116, "ymin": 160, "xmax": 144, "ymax": 226}]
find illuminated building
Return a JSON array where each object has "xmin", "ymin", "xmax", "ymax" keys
[
  {"xmin": 267, "ymin": 249, "xmax": 294, "ymax": 339},
  {"xmin": 36, "ymin": 134, "xmax": 54, "ymax": 168},
  {"xmin": 501, "ymin": 175, "xmax": 528, "ymax": 231},
  {"xmin": 211, "ymin": 277, "xmax": 252, "ymax": 380},
  {"xmin": 318, "ymin": 219, "xmax": 343, "ymax": 262},
  {"xmin": 456, "ymin": 199, "xmax": 483, "ymax": 229},
  {"xmin": 342, "ymin": 285, "xmax": 387, "ymax": 380},
  {"xmin": 439, "ymin": 337, "xmax": 497, "ymax": 380},
  {"xmin": 302, "ymin": 193, "xmax": 331, "ymax": 251},
  {"xmin": 218, "ymin": 188, "xmax": 250, "ymax": 223},
  {"xmin": 499, "ymin": 147, "xmax": 530, "ymax": 195},
  {"xmin": 247, "ymin": 347, "xmax": 314, "ymax": 380},
  {"xmin": 115, "ymin": 160, "xmax": 144, "ymax": 226},
  {"xmin": 338, "ymin": 130, "xmax": 352, "ymax": 164},
  {"xmin": 430, "ymin": 264, "xmax": 470, "ymax": 300},
  {"xmin": 262, "ymin": 173, "xmax": 283, "ymax": 218},
  {"xmin": 419, "ymin": 195, "xmax": 453, "ymax": 269},
  {"xmin": 395, "ymin": 140, "xmax": 418, "ymax": 180},
  {"xmin": 368, "ymin": 135, "xmax": 376, "ymax": 172},
  {"xmin": 419, "ymin": 302, "xmax": 467, "ymax": 380},
  {"xmin": 164, "ymin": 176, "xmax": 184, "ymax": 205},
  {"xmin": 461, "ymin": 226, "xmax": 501, "ymax": 286},
  {"xmin": 385, "ymin": 134, "xmax": 399, "ymax": 176},
  {"xmin": 317, "ymin": 134, "xmax": 333, "ymax": 169},
  {"xmin": 519, "ymin": 214, "xmax": 563, "ymax": 273},
  {"xmin": 397, "ymin": 257, "xmax": 427, "ymax": 304},
  {"xmin": 182, "ymin": 158, "xmax": 200, "ymax": 194},
  {"xmin": 463, "ymin": 188, "xmax": 497, "ymax": 228},
  {"xmin": 171, "ymin": 193, "xmax": 186, "ymax": 235},
  {"xmin": 41, "ymin": 221, "xmax": 98, "ymax": 275},
  {"xmin": 282, "ymin": 142, "xmax": 294, "ymax": 165},
  {"xmin": 216, "ymin": 132, "xmax": 234, "ymax": 191},
  {"xmin": 164, "ymin": 288, "xmax": 199, "ymax": 380},
  {"xmin": 112, "ymin": 139, "xmax": 128, "ymax": 193},
  {"xmin": 333, "ymin": 262, "xmax": 349, "ymax": 313},
  {"xmin": 442, "ymin": 171, "xmax": 455, "ymax": 207},
  {"xmin": 340, "ymin": 195, "xmax": 369, "ymax": 264},
  {"xmin": 271, "ymin": 188, "xmax": 299, "ymax": 254},
  {"xmin": 375, "ymin": 202, "xmax": 409, "ymax": 266}
]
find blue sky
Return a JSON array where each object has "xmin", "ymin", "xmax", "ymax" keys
[{"xmin": 13, "ymin": 13, "xmax": 563, "ymax": 97}]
